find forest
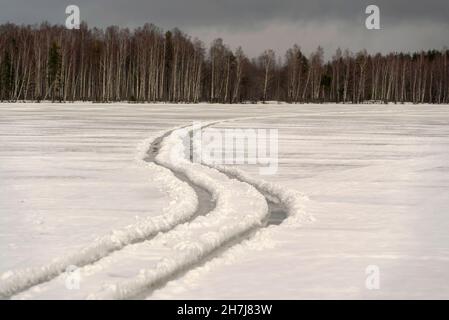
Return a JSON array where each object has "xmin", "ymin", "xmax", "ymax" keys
[{"xmin": 0, "ymin": 22, "xmax": 448, "ymax": 103}]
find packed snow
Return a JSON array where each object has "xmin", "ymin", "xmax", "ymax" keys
[{"xmin": 1, "ymin": 103, "xmax": 449, "ymax": 299}]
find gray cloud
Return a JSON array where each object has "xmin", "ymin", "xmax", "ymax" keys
[{"xmin": 0, "ymin": 0, "xmax": 448, "ymax": 57}]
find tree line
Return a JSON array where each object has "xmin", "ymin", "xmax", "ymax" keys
[{"xmin": 1, "ymin": 22, "xmax": 448, "ymax": 103}]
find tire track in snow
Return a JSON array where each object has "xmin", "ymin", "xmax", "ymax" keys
[
  {"xmin": 146, "ymin": 128, "xmax": 215, "ymax": 219},
  {"xmin": 93, "ymin": 120, "xmax": 310, "ymax": 299}
]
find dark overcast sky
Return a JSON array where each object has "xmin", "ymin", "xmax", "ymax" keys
[{"xmin": 0, "ymin": 0, "xmax": 448, "ymax": 58}]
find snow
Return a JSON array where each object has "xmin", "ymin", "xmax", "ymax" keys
[{"xmin": 1, "ymin": 103, "xmax": 449, "ymax": 299}]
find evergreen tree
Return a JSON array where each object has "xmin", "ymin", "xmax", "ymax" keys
[
  {"xmin": 0, "ymin": 50, "xmax": 12, "ymax": 100},
  {"xmin": 47, "ymin": 41, "xmax": 62, "ymax": 101}
]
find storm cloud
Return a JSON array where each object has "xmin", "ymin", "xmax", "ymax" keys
[{"xmin": 0, "ymin": 0, "xmax": 448, "ymax": 58}]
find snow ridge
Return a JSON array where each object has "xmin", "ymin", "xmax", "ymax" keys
[{"xmin": 206, "ymin": 164, "xmax": 313, "ymax": 226}]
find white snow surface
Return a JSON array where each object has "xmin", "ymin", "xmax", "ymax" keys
[{"xmin": 1, "ymin": 103, "xmax": 449, "ymax": 299}]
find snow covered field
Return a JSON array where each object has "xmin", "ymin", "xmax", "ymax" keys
[{"xmin": 1, "ymin": 103, "xmax": 449, "ymax": 299}]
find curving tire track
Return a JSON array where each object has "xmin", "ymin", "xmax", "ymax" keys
[
  {"xmin": 100, "ymin": 121, "xmax": 309, "ymax": 299},
  {"xmin": 1, "ymin": 116, "xmax": 309, "ymax": 300},
  {"xmin": 146, "ymin": 128, "xmax": 216, "ymax": 220}
]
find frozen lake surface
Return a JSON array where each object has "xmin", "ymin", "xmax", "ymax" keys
[{"xmin": 1, "ymin": 103, "xmax": 448, "ymax": 299}]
